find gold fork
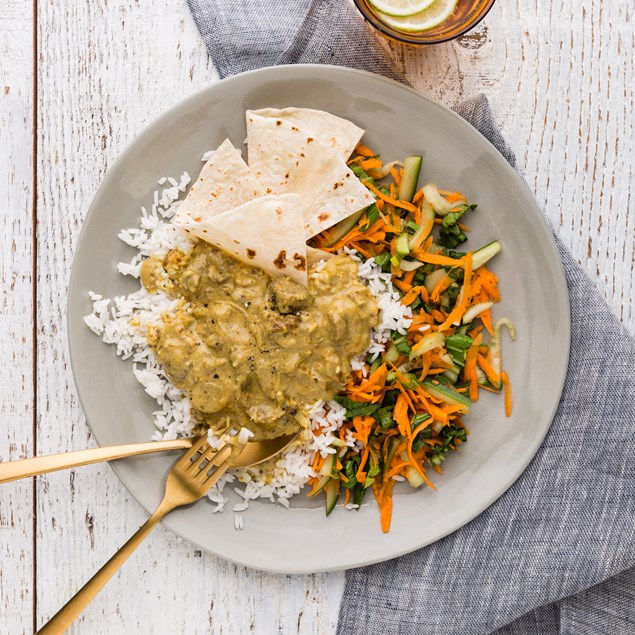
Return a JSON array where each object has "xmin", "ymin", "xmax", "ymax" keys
[{"xmin": 37, "ymin": 434, "xmax": 232, "ymax": 634}]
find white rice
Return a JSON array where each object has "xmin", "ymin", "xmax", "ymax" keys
[{"xmin": 84, "ymin": 172, "xmax": 412, "ymax": 518}]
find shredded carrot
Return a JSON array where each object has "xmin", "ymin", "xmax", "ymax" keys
[
  {"xmin": 352, "ymin": 416, "xmax": 375, "ymax": 445},
  {"xmin": 393, "ymin": 279, "xmax": 412, "ymax": 293},
  {"xmin": 481, "ymin": 308, "xmax": 494, "ymax": 334},
  {"xmin": 356, "ymin": 444, "xmax": 370, "ymax": 482},
  {"xmin": 311, "ymin": 453, "xmax": 324, "ymax": 473},
  {"xmin": 438, "ymin": 252, "xmax": 473, "ymax": 330},
  {"xmin": 382, "ymin": 462, "xmax": 411, "ymax": 482},
  {"xmin": 430, "ymin": 273, "xmax": 453, "ymax": 303},
  {"xmin": 354, "ymin": 144, "xmax": 375, "ymax": 157},
  {"xmin": 393, "ymin": 394, "xmax": 411, "ymax": 436},
  {"xmin": 464, "ymin": 336, "xmax": 482, "ymax": 401},
  {"xmin": 364, "ymin": 181, "xmax": 419, "ymax": 214},
  {"xmin": 349, "ymin": 242, "xmax": 373, "ymax": 259},
  {"xmin": 374, "ymin": 479, "xmax": 394, "ymax": 533},
  {"xmin": 417, "ymin": 352, "xmax": 432, "ymax": 381},
  {"xmin": 407, "ymin": 421, "xmax": 436, "ymax": 489},
  {"xmin": 410, "ymin": 219, "xmax": 434, "ymax": 251},
  {"xmin": 401, "ymin": 287, "xmax": 423, "ymax": 306},
  {"xmin": 501, "ymin": 370, "xmax": 513, "ymax": 416},
  {"xmin": 474, "ymin": 267, "xmax": 500, "ymax": 301},
  {"xmin": 401, "ymin": 269, "xmax": 416, "ymax": 287},
  {"xmin": 360, "ymin": 157, "xmax": 382, "ymax": 172},
  {"xmin": 413, "ymin": 251, "xmax": 466, "ymax": 268},
  {"xmin": 476, "ymin": 353, "xmax": 499, "ymax": 386},
  {"xmin": 439, "ymin": 190, "xmax": 466, "ymax": 204}
]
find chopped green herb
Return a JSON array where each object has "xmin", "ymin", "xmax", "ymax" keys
[
  {"xmin": 373, "ymin": 406, "xmax": 396, "ymax": 430},
  {"xmin": 438, "ymin": 223, "xmax": 468, "ymax": 248},
  {"xmin": 445, "ymin": 334, "xmax": 474, "ymax": 366},
  {"xmin": 428, "ymin": 424, "xmax": 468, "ymax": 466},
  {"xmin": 400, "ymin": 373, "xmax": 419, "ymax": 390},
  {"xmin": 333, "ymin": 395, "xmax": 381, "ymax": 418},
  {"xmin": 360, "ymin": 204, "xmax": 380, "ymax": 231}
]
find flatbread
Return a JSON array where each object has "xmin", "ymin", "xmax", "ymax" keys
[
  {"xmin": 306, "ymin": 246, "xmax": 334, "ymax": 267},
  {"xmin": 176, "ymin": 194, "xmax": 308, "ymax": 286},
  {"xmin": 174, "ymin": 139, "xmax": 264, "ymax": 225},
  {"xmin": 248, "ymin": 107, "xmax": 364, "ymax": 160},
  {"xmin": 246, "ymin": 112, "xmax": 374, "ymax": 237}
]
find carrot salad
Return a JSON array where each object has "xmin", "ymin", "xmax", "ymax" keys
[{"xmin": 307, "ymin": 146, "xmax": 515, "ymax": 532}]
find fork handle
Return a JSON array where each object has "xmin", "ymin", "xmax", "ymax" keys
[
  {"xmin": 36, "ymin": 503, "xmax": 170, "ymax": 635},
  {"xmin": 0, "ymin": 438, "xmax": 193, "ymax": 485}
]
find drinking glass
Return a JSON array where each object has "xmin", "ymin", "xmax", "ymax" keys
[{"xmin": 353, "ymin": 0, "xmax": 497, "ymax": 46}]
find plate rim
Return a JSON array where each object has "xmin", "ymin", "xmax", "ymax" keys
[{"xmin": 67, "ymin": 63, "xmax": 571, "ymax": 573}]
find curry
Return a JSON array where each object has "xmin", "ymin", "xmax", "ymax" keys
[{"xmin": 140, "ymin": 242, "xmax": 378, "ymax": 440}]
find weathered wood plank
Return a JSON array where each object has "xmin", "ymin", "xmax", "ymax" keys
[
  {"xmin": 34, "ymin": 1, "xmax": 343, "ymax": 632},
  {"xmin": 0, "ymin": 3, "xmax": 35, "ymax": 633}
]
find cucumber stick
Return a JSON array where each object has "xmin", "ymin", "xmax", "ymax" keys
[
  {"xmin": 400, "ymin": 451, "xmax": 427, "ymax": 488},
  {"xmin": 421, "ymin": 381, "xmax": 472, "ymax": 411},
  {"xmin": 410, "ymin": 332, "xmax": 446, "ymax": 358},
  {"xmin": 324, "ymin": 478, "xmax": 340, "ymax": 516},
  {"xmin": 442, "ymin": 368, "xmax": 460, "ymax": 384},
  {"xmin": 422, "ymin": 184, "xmax": 453, "ymax": 215},
  {"xmin": 324, "ymin": 208, "xmax": 366, "ymax": 247},
  {"xmin": 408, "ymin": 200, "xmax": 435, "ymax": 250},
  {"xmin": 396, "ymin": 232, "xmax": 411, "ymax": 257},
  {"xmin": 424, "ymin": 268, "xmax": 447, "ymax": 295},
  {"xmin": 308, "ymin": 454, "xmax": 337, "ymax": 497},
  {"xmin": 472, "ymin": 240, "xmax": 502, "ymax": 270},
  {"xmin": 309, "ymin": 474, "xmax": 331, "ymax": 496},
  {"xmin": 398, "ymin": 155, "xmax": 423, "ymax": 202},
  {"xmin": 462, "ymin": 301, "xmax": 494, "ymax": 324},
  {"xmin": 385, "ymin": 341, "xmax": 400, "ymax": 363},
  {"xmin": 319, "ymin": 453, "xmax": 336, "ymax": 476}
]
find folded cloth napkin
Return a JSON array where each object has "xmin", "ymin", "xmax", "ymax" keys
[{"xmin": 187, "ymin": 1, "xmax": 635, "ymax": 632}]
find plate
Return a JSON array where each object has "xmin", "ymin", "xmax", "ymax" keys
[{"xmin": 67, "ymin": 65, "xmax": 570, "ymax": 573}]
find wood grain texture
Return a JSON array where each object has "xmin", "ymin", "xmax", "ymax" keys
[
  {"xmin": 0, "ymin": 2, "xmax": 35, "ymax": 632},
  {"xmin": 0, "ymin": 0, "xmax": 632, "ymax": 632}
]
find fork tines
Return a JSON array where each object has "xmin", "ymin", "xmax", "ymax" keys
[{"xmin": 182, "ymin": 436, "xmax": 232, "ymax": 483}]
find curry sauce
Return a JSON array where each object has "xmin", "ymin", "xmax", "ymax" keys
[{"xmin": 140, "ymin": 242, "xmax": 378, "ymax": 440}]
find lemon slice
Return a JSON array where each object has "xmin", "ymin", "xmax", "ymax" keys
[
  {"xmin": 368, "ymin": 0, "xmax": 437, "ymax": 18},
  {"xmin": 375, "ymin": 0, "xmax": 459, "ymax": 32}
]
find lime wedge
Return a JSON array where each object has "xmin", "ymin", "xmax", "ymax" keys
[
  {"xmin": 368, "ymin": 0, "xmax": 437, "ymax": 18},
  {"xmin": 376, "ymin": 0, "xmax": 459, "ymax": 32}
]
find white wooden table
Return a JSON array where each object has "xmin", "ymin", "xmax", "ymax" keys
[{"xmin": 1, "ymin": 1, "xmax": 633, "ymax": 632}]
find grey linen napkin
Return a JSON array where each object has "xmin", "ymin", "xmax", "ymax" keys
[{"xmin": 187, "ymin": 1, "xmax": 635, "ymax": 632}]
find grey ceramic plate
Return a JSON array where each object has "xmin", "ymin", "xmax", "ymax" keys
[{"xmin": 68, "ymin": 65, "xmax": 570, "ymax": 573}]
